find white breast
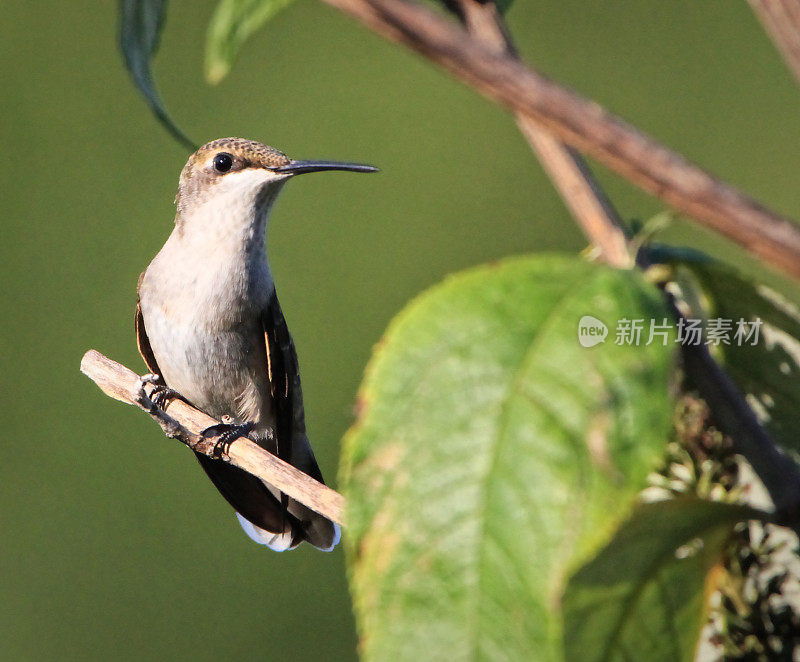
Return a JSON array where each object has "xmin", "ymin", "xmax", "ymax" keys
[{"xmin": 139, "ymin": 228, "xmax": 274, "ymax": 427}]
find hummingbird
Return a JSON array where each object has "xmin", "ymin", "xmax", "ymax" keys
[{"xmin": 135, "ymin": 137, "xmax": 377, "ymax": 551}]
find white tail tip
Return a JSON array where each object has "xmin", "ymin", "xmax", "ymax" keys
[{"xmin": 236, "ymin": 513, "xmax": 294, "ymax": 552}]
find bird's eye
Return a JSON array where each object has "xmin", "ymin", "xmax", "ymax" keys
[{"xmin": 213, "ymin": 153, "xmax": 233, "ymax": 173}]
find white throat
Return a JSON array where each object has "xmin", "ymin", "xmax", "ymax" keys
[
  {"xmin": 153, "ymin": 169, "xmax": 289, "ymax": 302},
  {"xmin": 179, "ymin": 169, "xmax": 287, "ymax": 256}
]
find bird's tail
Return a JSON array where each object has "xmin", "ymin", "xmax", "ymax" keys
[
  {"xmin": 195, "ymin": 450, "xmax": 340, "ymax": 551},
  {"xmin": 236, "ymin": 511, "xmax": 341, "ymax": 552}
]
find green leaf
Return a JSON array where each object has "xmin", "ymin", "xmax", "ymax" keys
[
  {"xmin": 205, "ymin": 0, "xmax": 295, "ymax": 85},
  {"xmin": 563, "ymin": 498, "xmax": 765, "ymax": 662},
  {"xmin": 119, "ymin": 0, "xmax": 195, "ymax": 149},
  {"xmin": 676, "ymin": 261, "xmax": 800, "ymax": 454},
  {"xmin": 341, "ymin": 255, "xmax": 676, "ymax": 661}
]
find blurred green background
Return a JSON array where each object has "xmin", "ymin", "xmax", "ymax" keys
[{"xmin": 2, "ymin": 1, "xmax": 799, "ymax": 659}]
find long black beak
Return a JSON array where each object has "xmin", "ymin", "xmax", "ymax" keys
[{"xmin": 273, "ymin": 160, "xmax": 379, "ymax": 175}]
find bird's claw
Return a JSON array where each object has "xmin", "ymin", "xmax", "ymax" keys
[
  {"xmin": 135, "ymin": 374, "xmax": 183, "ymax": 411},
  {"xmin": 134, "ymin": 373, "xmax": 161, "ymax": 411},
  {"xmin": 202, "ymin": 421, "xmax": 254, "ymax": 460},
  {"xmin": 150, "ymin": 384, "xmax": 182, "ymax": 410}
]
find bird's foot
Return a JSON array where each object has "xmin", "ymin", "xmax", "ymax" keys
[
  {"xmin": 135, "ymin": 373, "xmax": 161, "ymax": 412},
  {"xmin": 203, "ymin": 418, "xmax": 254, "ymax": 460},
  {"xmin": 133, "ymin": 374, "xmax": 185, "ymax": 439},
  {"xmin": 150, "ymin": 384, "xmax": 184, "ymax": 410},
  {"xmin": 137, "ymin": 374, "xmax": 185, "ymax": 410}
]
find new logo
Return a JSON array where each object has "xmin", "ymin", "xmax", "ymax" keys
[{"xmin": 578, "ymin": 316, "xmax": 608, "ymax": 347}]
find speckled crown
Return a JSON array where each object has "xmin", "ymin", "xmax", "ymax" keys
[{"xmin": 192, "ymin": 138, "xmax": 291, "ymax": 169}]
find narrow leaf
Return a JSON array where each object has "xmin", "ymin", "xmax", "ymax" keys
[
  {"xmin": 205, "ymin": 0, "xmax": 295, "ymax": 85},
  {"xmin": 342, "ymin": 255, "xmax": 676, "ymax": 661},
  {"xmin": 563, "ymin": 498, "xmax": 766, "ymax": 662},
  {"xmin": 119, "ymin": 0, "xmax": 195, "ymax": 149}
]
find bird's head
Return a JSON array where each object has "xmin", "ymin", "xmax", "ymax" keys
[{"xmin": 174, "ymin": 137, "xmax": 377, "ymax": 225}]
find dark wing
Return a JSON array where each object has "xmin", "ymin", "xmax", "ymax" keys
[
  {"xmin": 263, "ymin": 293, "xmax": 338, "ymax": 549},
  {"xmin": 263, "ymin": 292, "xmax": 325, "ymax": 483}
]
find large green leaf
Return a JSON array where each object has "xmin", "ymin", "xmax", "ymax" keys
[
  {"xmin": 341, "ymin": 255, "xmax": 676, "ymax": 661},
  {"xmin": 563, "ymin": 498, "xmax": 764, "ymax": 662},
  {"xmin": 677, "ymin": 261, "xmax": 800, "ymax": 454},
  {"xmin": 205, "ymin": 0, "xmax": 295, "ymax": 84},
  {"xmin": 118, "ymin": 0, "xmax": 195, "ymax": 149}
]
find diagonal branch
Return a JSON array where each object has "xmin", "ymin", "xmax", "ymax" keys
[
  {"xmin": 451, "ymin": 0, "xmax": 631, "ymax": 269},
  {"xmin": 318, "ymin": 0, "xmax": 800, "ymax": 281},
  {"xmin": 750, "ymin": 0, "xmax": 800, "ymax": 85},
  {"xmin": 80, "ymin": 349, "xmax": 345, "ymax": 526}
]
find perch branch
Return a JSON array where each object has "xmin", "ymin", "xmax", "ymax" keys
[
  {"xmin": 80, "ymin": 349, "xmax": 345, "ymax": 526},
  {"xmin": 318, "ymin": 0, "xmax": 800, "ymax": 280},
  {"xmin": 750, "ymin": 0, "xmax": 800, "ymax": 85},
  {"xmin": 451, "ymin": 0, "xmax": 631, "ymax": 268}
]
